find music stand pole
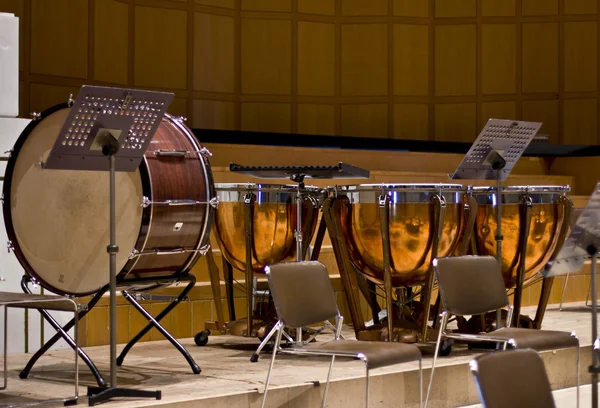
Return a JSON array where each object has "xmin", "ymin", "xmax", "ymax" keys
[
  {"xmin": 291, "ymin": 174, "xmax": 305, "ymax": 344},
  {"xmin": 492, "ymin": 152, "xmax": 506, "ymax": 328},
  {"xmin": 108, "ymin": 147, "xmax": 118, "ymax": 387}
]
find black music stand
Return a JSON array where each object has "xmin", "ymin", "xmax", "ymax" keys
[
  {"xmin": 43, "ymin": 85, "xmax": 174, "ymax": 406},
  {"xmin": 228, "ymin": 163, "xmax": 369, "ymax": 361},
  {"xmin": 450, "ymin": 119, "xmax": 541, "ymax": 328},
  {"xmin": 543, "ymin": 182, "xmax": 600, "ymax": 408}
]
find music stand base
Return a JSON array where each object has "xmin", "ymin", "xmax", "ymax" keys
[{"xmin": 87, "ymin": 386, "xmax": 161, "ymax": 406}]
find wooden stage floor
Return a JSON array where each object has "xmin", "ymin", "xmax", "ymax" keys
[{"xmin": 0, "ymin": 302, "xmax": 593, "ymax": 408}]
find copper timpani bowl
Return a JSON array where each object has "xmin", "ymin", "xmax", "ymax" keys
[
  {"xmin": 213, "ymin": 183, "xmax": 326, "ymax": 273},
  {"xmin": 328, "ymin": 183, "xmax": 467, "ymax": 287},
  {"xmin": 471, "ymin": 185, "xmax": 571, "ymax": 288}
]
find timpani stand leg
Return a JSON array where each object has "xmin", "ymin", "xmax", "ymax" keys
[
  {"xmin": 243, "ymin": 192, "xmax": 256, "ymax": 339},
  {"xmin": 378, "ymin": 194, "xmax": 394, "ymax": 342},
  {"xmin": 422, "ymin": 194, "xmax": 446, "ymax": 342},
  {"xmin": 367, "ymin": 280, "xmax": 380, "ymax": 324},
  {"xmin": 310, "ymin": 216, "xmax": 327, "ymax": 262},
  {"xmin": 19, "ymin": 276, "xmax": 108, "ymax": 388},
  {"xmin": 206, "ymin": 241, "xmax": 226, "ymax": 333},
  {"xmin": 223, "ymin": 258, "xmax": 236, "ymax": 322},
  {"xmin": 324, "ymin": 197, "xmax": 366, "ymax": 338},
  {"xmin": 512, "ymin": 196, "xmax": 533, "ymax": 327},
  {"xmin": 117, "ymin": 275, "xmax": 200, "ymax": 374},
  {"xmin": 535, "ymin": 195, "xmax": 573, "ymax": 327}
]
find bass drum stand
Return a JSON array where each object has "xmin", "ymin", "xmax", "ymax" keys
[{"xmin": 18, "ymin": 274, "xmax": 200, "ymax": 388}]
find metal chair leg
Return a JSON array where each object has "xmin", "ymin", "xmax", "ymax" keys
[
  {"xmin": 419, "ymin": 359, "xmax": 423, "ymax": 408},
  {"xmin": 251, "ymin": 323, "xmax": 279, "ymax": 363},
  {"xmin": 321, "ymin": 355, "xmax": 336, "ymax": 408},
  {"xmin": 2, "ymin": 306, "xmax": 6, "ymax": 391},
  {"xmin": 585, "ymin": 278, "xmax": 600, "ymax": 308},
  {"xmin": 261, "ymin": 322, "xmax": 284, "ymax": 408},
  {"xmin": 425, "ymin": 312, "xmax": 447, "ymax": 408},
  {"xmin": 364, "ymin": 362, "xmax": 370, "ymax": 408},
  {"xmin": 577, "ymin": 344, "xmax": 580, "ymax": 408}
]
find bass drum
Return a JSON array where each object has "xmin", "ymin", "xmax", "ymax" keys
[{"xmin": 3, "ymin": 103, "xmax": 215, "ymax": 297}]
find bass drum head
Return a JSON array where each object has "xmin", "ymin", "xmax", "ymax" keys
[{"xmin": 4, "ymin": 105, "xmax": 143, "ymax": 296}]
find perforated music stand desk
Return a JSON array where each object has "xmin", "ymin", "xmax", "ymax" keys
[
  {"xmin": 43, "ymin": 85, "xmax": 174, "ymax": 406},
  {"xmin": 449, "ymin": 119, "xmax": 541, "ymax": 182},
  {"xmin": 543, "ymin": 182, "xmax": 600, "ymax": 408}
]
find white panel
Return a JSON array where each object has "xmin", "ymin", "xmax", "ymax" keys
[{"xmin": 0, "ymin": 14, "xmax": 19, "ymax": 118}]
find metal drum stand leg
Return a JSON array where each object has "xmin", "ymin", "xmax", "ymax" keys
[
  {"xmin": 19, "ymin": 275, "xmax": 108, "ymax": 388},
  {"xmin": 512, "ymin": 196, "xmax": 532, "ymax": 327},
  {"xmin": 116, "ymin": 274, "xmax": 200, "ymax": 374}
]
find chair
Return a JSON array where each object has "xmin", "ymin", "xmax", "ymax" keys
[
  {"xmin": 261, "ymin": 261, "xmax": 423, "ymax": 408},
  {"xmin": 425, "ymin": 255, "xmax": 579, "ymax": 407},
  {"xmin": 470, "ymin": 349, "xmax": 556, "ymax": 408}
]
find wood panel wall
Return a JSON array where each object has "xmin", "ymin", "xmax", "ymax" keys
[
  {"xmin": 1, "ymin": 0, "xmax": 600, "ymax": 144},
  {"xmin": 1, "ymin": 0, "xmax": 599, "ymax": 347}
]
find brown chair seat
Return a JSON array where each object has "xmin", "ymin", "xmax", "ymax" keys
[
  {"xmin": 294, "ymin": 340, "xmax": 423, "ymax": 369},
  {"xmin": 483, "ymin": 327, "xmax": 579, "ymax": 351}
]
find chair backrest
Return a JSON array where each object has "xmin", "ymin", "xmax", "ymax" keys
[
  {"xmin": 434, "ymin": 255, "xmax": 509, "ymax": 316},
  {"xmin": 265, "ymin": 261, "xmax": 339, "ymax": 328},
  {"xmin": 470, "ymin": 349, "xmax": 556, "ymax": 408}
]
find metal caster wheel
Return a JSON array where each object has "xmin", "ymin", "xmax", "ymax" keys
[{"xmin": 194, "ymin": 330, "xmax": 211, "ymax": 346}]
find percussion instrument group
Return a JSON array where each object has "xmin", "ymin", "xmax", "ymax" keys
[{"xmin": 0, "ymin": 98, "xmax": 573, "ymax": 386}]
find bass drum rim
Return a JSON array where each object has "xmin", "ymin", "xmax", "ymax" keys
[{"xmin": 2, "ymin": 103, "xmax": 152, "ymax": 297}]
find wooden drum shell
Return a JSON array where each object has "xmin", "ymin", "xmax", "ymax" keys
[{"xmin": 120, "ymin": 114, "xmax": 214, "ymax": 283}]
